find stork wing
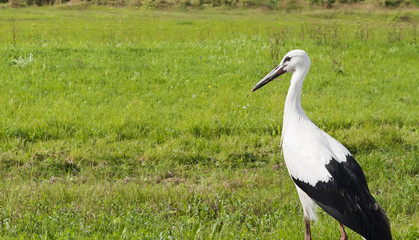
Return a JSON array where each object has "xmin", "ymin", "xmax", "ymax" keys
[{"xmin": 292, "ymin": 155, "xmax": 392, "ymax": 240}]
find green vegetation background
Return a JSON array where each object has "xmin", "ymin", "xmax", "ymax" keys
[
  {"xmin": 3, "ymin": 0, "xmax": 419, "ymax": 10},
  {"xmin": 0, "ymin": 7, "xmax": 418, "ymax": 239}
]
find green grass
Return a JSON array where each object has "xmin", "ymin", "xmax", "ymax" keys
[{"xmin": 0, "ymin": 7, "xmax": 418, "ymax": 239}]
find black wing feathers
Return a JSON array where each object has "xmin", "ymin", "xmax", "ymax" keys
[{"xmin": 292, "ymin": 155, "xmax": 392, "ymax": 240}]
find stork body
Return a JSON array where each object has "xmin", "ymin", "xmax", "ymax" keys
[{"xmin": 252, "ymin": 50, "xmax": 392, "ymax": 239}]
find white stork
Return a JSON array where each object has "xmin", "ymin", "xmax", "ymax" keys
[{"xmin": 251, "ymin": 50, "xmax": 392, "ymax": 240}]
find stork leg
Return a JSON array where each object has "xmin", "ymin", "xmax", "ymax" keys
[
  {"xmin": 339, "ymin": 222, "xmax": 348, "ymax": 240},
  {"xmin": 305, "ymin": 218, "xmax": 312, "ymax": 240}
]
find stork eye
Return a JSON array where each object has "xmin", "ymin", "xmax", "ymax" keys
[{"xmin": 284, "ymin": 56, "xmax": 292, "ymax": 62}]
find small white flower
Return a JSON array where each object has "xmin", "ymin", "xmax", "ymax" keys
[{"xmin": 11, "ymin": 52, "xmax": 33, "ymax": 67}]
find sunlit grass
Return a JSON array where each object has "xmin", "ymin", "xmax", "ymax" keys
[{"xmin": 0, "ymin": 7, "xmax": 418, "ymax": 239}]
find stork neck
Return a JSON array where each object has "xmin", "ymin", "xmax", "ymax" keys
[
  {"xmin": 282, "ymin": 68, "xmax": 310, "ymax": 143},
  {"xmin": 284, "ymin": 69, "xmax": 308, "ymax": 118}
]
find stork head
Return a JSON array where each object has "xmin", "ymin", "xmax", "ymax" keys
[{"xmin": 251, "ymin": 49, "xmax": 311, "ymax": 92}]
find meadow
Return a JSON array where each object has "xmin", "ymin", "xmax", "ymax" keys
[{"xmin": 0, "ymin": 6, "xmax": 418, "ymax": 239}]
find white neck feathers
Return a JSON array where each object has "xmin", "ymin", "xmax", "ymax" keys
[{"xmin": 282, "ymin": 67, "xmax": 310, "ymax": 141}]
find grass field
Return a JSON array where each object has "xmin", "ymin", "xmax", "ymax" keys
[{"xmin": 0, "ymin": 6, "xmax": 418, "ymax": 239}]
